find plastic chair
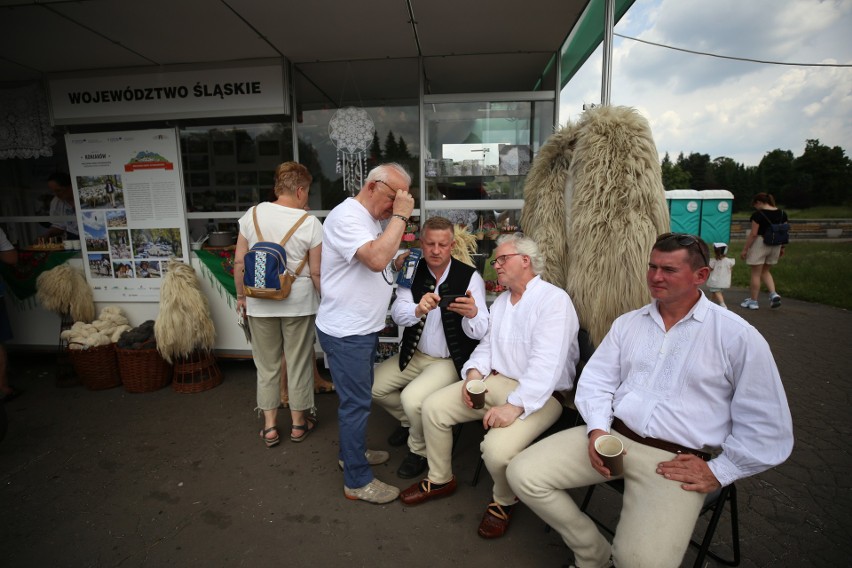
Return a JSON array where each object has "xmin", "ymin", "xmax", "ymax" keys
[{"xmin": 578, "ymin": 480, "xmax": 741, "ymax": 567}]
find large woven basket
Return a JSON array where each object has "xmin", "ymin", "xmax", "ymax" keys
[
  {"xmin": 68, "ymin": 342, "xmax": 121, "ymax": 390},
  {"xmin": 116, "ymin": 346, "xmax": 173, "ymax": 393},
  {"xmin": 172, "ymin": 350, "xmax": 222, "ymax": 393}
]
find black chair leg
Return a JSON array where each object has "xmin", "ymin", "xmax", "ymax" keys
[
  {"xmin": 471, "ymin": 457, "xmax": 484, "ymax": 486},
  {"xmin": 692, "ymin": 484, "xmax": 740, "ymax": 567}
]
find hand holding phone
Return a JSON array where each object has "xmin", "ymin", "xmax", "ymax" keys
[{"xmin": 438, "ymin": 294, "xmax": 466, "ymax": 308}]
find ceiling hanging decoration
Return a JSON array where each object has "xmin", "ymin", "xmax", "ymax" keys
[
  {"xmin": 328, "ymin": 106, "xmax": 375, "ymax": 196},
  {"xmin": 0, "ymin": 83, "xmax": 55, "ymax": 159}
]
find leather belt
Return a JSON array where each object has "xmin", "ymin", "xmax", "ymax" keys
[{"xmin": 611, "ymin": 418, "xmax": 711, "ymax": 461}]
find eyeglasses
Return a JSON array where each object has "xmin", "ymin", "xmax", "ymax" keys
[
  {"xmin": 375, "ymin": 180, "xmax": 400, "ymax": 200},
  {"xmin": 490, "ymin": 253, "xmax": 523, "ymax": 267},
  {"xmin": 655, "ymin": 232, "xmax": 708, "ymax": 267}
]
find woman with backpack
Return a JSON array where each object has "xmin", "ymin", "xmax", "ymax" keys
[
  {"xmin": 740, "ymin": 192, "xmax": 787, "ymax": 310},
  {"xmin": 234, "ymin": 162, "xmax": 323, "ymax": 448}
]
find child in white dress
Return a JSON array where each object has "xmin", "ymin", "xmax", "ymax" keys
[{"xmin": 707, "ymin": 242, "xmax": 735, "ymax": 308}]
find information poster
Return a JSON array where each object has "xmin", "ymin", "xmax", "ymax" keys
[{"xmin": 65, "ymin": 128, "xmax": 189, "ymax": 301}]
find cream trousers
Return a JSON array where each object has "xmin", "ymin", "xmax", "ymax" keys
[
  {"xmin": 249, "ymin": 314, "xmax": 316, "ymax": 412},
  {"xmin": 422, "ymin": 373, "xmax": 562, "ymax": 506},
  {"xmin": 507, "ymin": 426, "xmax": 705, "ymax": 568},
  {"xmin": 372, "ymin": 351, "xmax": 458, "ymax": 456}
]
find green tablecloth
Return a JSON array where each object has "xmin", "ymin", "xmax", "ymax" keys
[
  {"xmin": 194, "ymin": 249, "xmax": 236, "ymax": 305},
  {"xmin": 0, "ymin": 250, "xmax": 79, "ymax": 301}
]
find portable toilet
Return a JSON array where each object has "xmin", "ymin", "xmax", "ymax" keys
[
  {"xmin": 699, "ymin": 190, "xmax": 734, "ymax": 244},
  {"xmin": 665, "ymin": 190, "xmax": 702, "ymax": 236}
]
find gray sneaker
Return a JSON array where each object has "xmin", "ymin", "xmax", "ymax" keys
[
  {"xmin": 344, "ymin": 478, "xmax": 400, "ymax": 503},
  {"xmin": 769, "ymin": 293, "xmax": 781, "ymax": 308},
  {"xmin": 740, "ymin": 298, "xmax": 759, "ymax": 310},
  {"xmin": 338, "ymin": 449, "xmax": 391, "ymax": 470}
]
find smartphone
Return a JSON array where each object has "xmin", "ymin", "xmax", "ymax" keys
[
  {"xmin": 438, "ymin": 294, "xmax": 466, "ymax": 308},
  {"xmin": 396, "ymin": 248, "xmax": 422, "ymax": 288}
]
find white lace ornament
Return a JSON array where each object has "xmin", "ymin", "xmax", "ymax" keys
[{"xmin": 328, "ymin": 107, "xmax": 375, "ymax": 196}]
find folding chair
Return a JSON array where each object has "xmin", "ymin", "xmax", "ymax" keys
[{"xmin": 579, "ymin": 480, "xmax": 741, "ymax": 567}]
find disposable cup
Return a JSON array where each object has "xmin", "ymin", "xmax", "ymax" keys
[
  {"xmin": 466, "ymin": 379, "xmax": 487, "ymax": 410},
  {"xmin": 594, "ymin": 434, "xmax": 624, "ymax": 476}
]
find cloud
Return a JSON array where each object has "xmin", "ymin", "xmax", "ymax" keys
[{"xmin": 560, "ymin": 0, "xmax": 852, "ymax": 166}]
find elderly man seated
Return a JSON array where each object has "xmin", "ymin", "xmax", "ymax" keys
[
  {"xmin": 400, "ymin": 232, "xmax": 580, "ymax": 539},
  {"xmin": 507, "ymin": 233, "xmax": 793, "ymax": 568}
]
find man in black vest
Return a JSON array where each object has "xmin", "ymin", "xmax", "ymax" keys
[{"xmin": 372, "ymin": 216, "xmax": 489, "ymax": 479}]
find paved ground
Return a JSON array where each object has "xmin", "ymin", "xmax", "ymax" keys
[{"xmin": 1, "ymin": 289, "xmax": 850, "ymax": 567}]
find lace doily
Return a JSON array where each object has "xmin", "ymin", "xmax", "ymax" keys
[
  {"xmin": 328, "ymin": 107, "xmax": 375, "ymax": 196},
  {"xmin": 0, "ymin": 83, "xmax": 55, "ymax": 159}
]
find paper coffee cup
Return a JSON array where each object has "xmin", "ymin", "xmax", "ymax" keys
[
  {"xmin": 594, "ymin": 434, "xmax": 624, "ymax": 476},
  {"xmin": 466, "ymin": 379, "xmax": 487, "ymax": 409}
]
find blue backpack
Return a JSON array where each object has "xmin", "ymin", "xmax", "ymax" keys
[{"xmin": 243, "ymin": 207, "xmax": 309, "ymax": 300}]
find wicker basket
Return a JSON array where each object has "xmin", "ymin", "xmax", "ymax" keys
[
  {"xmin": 68, "ymin": 342, "xmax": 121, "ymax": 390},
  {"xmin": 116, "ymin": 346, "xmax": 173, "ymax": 393},
  {"xmin": 172, "ymin": 350, "xmax": 222, "ymax": 394}
]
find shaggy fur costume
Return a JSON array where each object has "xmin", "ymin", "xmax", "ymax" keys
[
  {"xmin": 521, "ymin": 106, "xmax": 669, "ymax": 347},
  {"xmin": 520, "ymin": 123, "xmax": 579, "ymax": 289},
  {"xmin": 35, "ymin": 263, "xmax": 95, "ymax": 322},
  {"xmin": 155, "ymin": 260, "xmax": 216, "ymax": 363}
]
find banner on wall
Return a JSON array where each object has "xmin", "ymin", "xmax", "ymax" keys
[
  {"xmin": 65, "ymin": 128, "xmax": 189, "ymax": 302},
  {"xmin": 49, "ymin": 62, "xmax": 287, "ymax": 125}
]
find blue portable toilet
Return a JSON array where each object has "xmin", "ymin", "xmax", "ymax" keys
[
  {"xmin": 699, "ymin": 190, "xmax": 734, "ymax": 244},
  {"xmin": 665, "ymin": 190, "xmax": 702, "ymax": 236}
]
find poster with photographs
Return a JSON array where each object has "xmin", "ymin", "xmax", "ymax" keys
[{"xmin": 66, "ymin": 128, "xmax": 189, "ymax": 301}]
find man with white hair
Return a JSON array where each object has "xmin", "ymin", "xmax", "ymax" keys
[
  {"xmin": 316, "ymin": 163, "xmax": 415, "ymax": 505},
  {"xmin": 400, "ymin": 232, "xmax": 580, "ymax": 540}
]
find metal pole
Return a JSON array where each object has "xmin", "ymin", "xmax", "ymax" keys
[{"xmin": 601, "ymin": 0, "xmax": 614, "ymax": 105}]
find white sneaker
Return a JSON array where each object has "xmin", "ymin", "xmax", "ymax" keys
[
  {"xmin": 740, "ymin": 299, "xmax": 759, "ymax": 310},
  {"xmin": 769, "ymin": 293, "xmax": 781, "ymax": 308},
  {"xmin": 344, "ymin": 478, "xmax": 400, "ymax": 503},
  {"xmin": 338, "ymin": 449, "xmax": 391, "ymax": 470}
]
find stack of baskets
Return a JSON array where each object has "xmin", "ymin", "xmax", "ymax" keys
[
  {"xmin": 172, "ymin": 349, "xmax": 222, "ymax": 393},
  {"xmin": 68, "ymin": 342, "xmax": 121, "ymax": 390}
]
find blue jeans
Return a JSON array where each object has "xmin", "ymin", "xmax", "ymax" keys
[{"xmin": 316, "ymin": 327, "xmax": 378, "ymax": 489}]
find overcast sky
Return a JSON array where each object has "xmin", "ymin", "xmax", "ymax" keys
[{"xmin": 559, "ymin": 0, "xmax": 852, "ymax": 167}]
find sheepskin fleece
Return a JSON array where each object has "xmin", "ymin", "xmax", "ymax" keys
[
  {"xmin": 155, "ymin": 260, "xmax": 216, "ymax": 363},
  {"xmin": 519, "ymin": 123, "xmax": 579, "ymax": 290},
  {"xmin": 565, "ymin": 106, "xmax": 670, "ymax": 346},
  {"xmin": 35, "ymin": 263, "xmax": 95, "ymax": 322}
]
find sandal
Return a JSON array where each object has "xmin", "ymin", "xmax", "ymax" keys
[
  {"xmin": 278, "ymin": 392, "xmax": 289, "ymax": 409},
  {"xmin": 290, "ymin": 416, "xmax": 318, "ymax": 443},
  {"xmin": 260, "ymin": 426, "xmax": 280, "ymax": 448},
  {"xmin": 314, "ymin": 378, "xmax": 335, "ymax": 394}
]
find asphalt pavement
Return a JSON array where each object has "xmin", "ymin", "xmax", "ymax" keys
[{"xmin": 1, "ymin": 289, "xmax": 850, "ymax": 567}]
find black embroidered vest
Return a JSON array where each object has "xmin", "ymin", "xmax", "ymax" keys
[{"xmin": 398, "ymin": 258, "xmax": 480, "ymax": 378}]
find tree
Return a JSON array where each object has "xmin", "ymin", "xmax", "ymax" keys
[
  {"xmin": 794, "ymin": 139, "xmax": 852, "ymax": 206},
  {"xmin": 758, "ymin": 149, "xmax": 796, "ymax": 206},
  {"xmin": 676, "ymin": 153, "xmax": 712, "ymax": 190},
  {"xmin": 660, "ymin": 152, "xmax": 691, "ymax": 190},
  {"xmin": 368, "ymin": 131, "xmax": 382, "ymax": 167},
  {"xmin": 384, "ymin": 131, "xmax": 400, "ymax": 161}
]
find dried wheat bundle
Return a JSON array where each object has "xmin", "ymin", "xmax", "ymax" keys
[
  {"xmin": 451, "ymin": 225, "xmax": 477, "ymax": 267},
  {"xmin": 36, "ymin": 263, "xmax": 95, "ymax": 322},
  {"xmin": 154, "ymin": 260, "xmax": 216, "ymax": 363}
]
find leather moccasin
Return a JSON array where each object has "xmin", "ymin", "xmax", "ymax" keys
[
  {"xmin": 400, "ymin": 476, "xmax": 457, "ymax": 506},
  {"xmin": 477, "ymin": 502, "xmax": 514, "ymax": 539}
]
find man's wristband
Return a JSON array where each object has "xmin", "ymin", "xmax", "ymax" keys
[{"xmin": 391, "ymin": 214, "xmax": 408, "ymax": 223}]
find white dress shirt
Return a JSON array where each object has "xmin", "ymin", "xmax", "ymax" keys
[
  {"xmin": 576, "ymin": 292, "xmax": 793, "ymax": 486},
  {"xmin": 462, "ymin": 276, "xmax": 580, "ymax": 419},
  {"xmin": 391, "ymin": 263, "xmax": 489, "ymax": 358}
]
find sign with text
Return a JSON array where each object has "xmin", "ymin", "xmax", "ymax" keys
[
  {"xmin": 66, "ymin": 128, "xmax": 190, "ymax": 302},
  {"xmin": 50, "ymin": 63, "xmax": 287, "ymax": 124}
]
